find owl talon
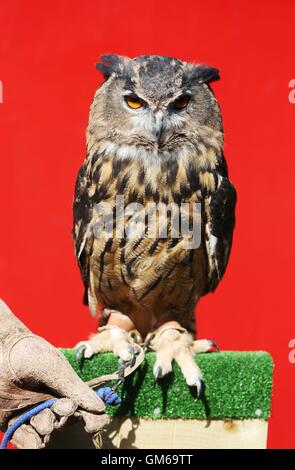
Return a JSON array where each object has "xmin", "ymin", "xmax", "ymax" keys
[
  {"xmin": 75, "ymin": 326, "xmax": 137, "ymax": 369},
  {"xmin": 127, "ymin": 345, "xmax": 136, "ymax": 367},
  {"xmin": 207, "ymin": 340, "xmax": 219, "ymax": 353},
  {"xmin": 75, "ymin": 343, "xmax": 92, "ymax": 361},
  {"xmin": 151, "ymin": 325, "xmax": 204, "ymax": 389},
  {"xmin": 193, "ymin": 339, "xmax": 219, "ymax": 354},
  {"xmin": 118, "ymin": 345, "xmax": 136, "ymax": 369},
  {"xmin": 190, "ymin": 376, "xmax": 204, "ymax": 398},
  {"xmin": 153, "ymin": 366, "xmax": 163, "ymax": 383}
]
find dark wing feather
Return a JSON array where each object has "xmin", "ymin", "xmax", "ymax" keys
[
  {"xmin": 72, "ymin": 161, "xmax": 94, "ymax": 305},
  {"xmin": 203, "ymin": 168, "xmax": 236, "ymax": 293}
]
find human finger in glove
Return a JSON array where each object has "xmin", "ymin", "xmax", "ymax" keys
[{"xmin": 0, "ymin": 299, "xmax": 109, "ymax": 449}]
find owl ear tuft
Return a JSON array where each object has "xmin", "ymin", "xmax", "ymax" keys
[
  {"xmin": 96, "ymin": 54, "xmax": 126, "ymax": 80},
  {"xmin": 195, "ymin": 65, "xmax": 220, "ymax": 84},
  {"xmin": 184, "ymin": 64, "xmax": 220, "ymax": 85}
]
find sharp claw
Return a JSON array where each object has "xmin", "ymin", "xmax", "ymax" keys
[
  {"xmin": 193, "ymin": 377, "xmax": 204, "ymax": 398},
  {"xmin": 207, "ymin": 340, "xmax": 220, "ymax": 353},
  {"xmin": 117, "ymin": 362, "xmax": 125, "ymax": 382},
  {"xmin": 127, "ymin": 346, "xmax": 136, "ymax": 367},
  {"xmin": 117, "ymin": 346, "xmax": 136, "ymax": 382},
  {"xmin": 154, "ymin": 366, "xmax": 163, "ymax": 384},
  {"xmin": 119, "ymin": 346, "xmax": 136, "ymax": 367},
  {"xmin": 75, "ymin": 344, "xmax": 87, "ymax": 361}
]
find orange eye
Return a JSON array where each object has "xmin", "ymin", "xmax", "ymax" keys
[
  {"xmin": 173, "ymin": 95, "xmax": 191, "ymax": 110},
  {"xmin": 125, "ymin": 95, "xmax": 145, "ymax": 109}
]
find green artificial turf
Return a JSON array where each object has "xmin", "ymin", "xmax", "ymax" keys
[{"xmin": 61, "ymin": 350, "xmax": 273, "ymax": 420}]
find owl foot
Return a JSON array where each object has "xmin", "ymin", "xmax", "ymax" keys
[
  {"xmin": 193, "ymin": 339, "xmax": 219, "ymax": 353},
  {"xmin": 150, "ymin": 325, "xmax": 204, "ymax": 398},
  {"xmin": 74, "ymin": 326, "xmax": 137, "ymax": 363}
]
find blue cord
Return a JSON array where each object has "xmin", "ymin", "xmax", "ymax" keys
[
  {"xmin": 0, "ymin": 399, "xmax": 57, "ymax": 450},
  {"xmin": 0, "ymin": 387, "xmax": 121, "ymax": 449}
]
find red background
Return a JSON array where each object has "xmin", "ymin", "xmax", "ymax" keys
[{"xmin": 0, "ymin": 0, "xmax": 295, "ymax": 448}]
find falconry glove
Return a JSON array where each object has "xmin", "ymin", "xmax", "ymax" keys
[{"xmin": 0, "ymin": 299, "xmax": 108, "ymax": 449}]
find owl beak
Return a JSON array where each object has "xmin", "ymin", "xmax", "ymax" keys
[{"xmin": 152, "ymin": 110, "xmax": 164, "ymax": 142}]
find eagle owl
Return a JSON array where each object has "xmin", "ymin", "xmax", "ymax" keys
[{"xmin": 73, "ymin": 55, "xmax": 236, "ymax": 395}]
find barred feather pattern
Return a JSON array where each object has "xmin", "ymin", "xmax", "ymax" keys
[{"xmin": 73, "ymin": 121, "xmax": 236, "ymax": 336}]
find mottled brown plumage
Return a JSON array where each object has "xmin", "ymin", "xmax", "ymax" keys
[{"xmin": 73, "ymin": 55, "xmax": 236, "ymax": 390}]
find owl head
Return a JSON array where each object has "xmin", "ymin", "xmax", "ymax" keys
[{"xmin": 88, "ymin": 54, "xmax": 223, "ymax": 160}]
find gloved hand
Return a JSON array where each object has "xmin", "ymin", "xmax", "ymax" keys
[{"xmin": 0, "ymin": 299, "xmax": 109, "ymax": 449}]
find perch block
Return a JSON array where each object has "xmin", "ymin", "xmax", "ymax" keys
[{"xmin": 50, "ymin": 350, "xmax": 273, "ymax": 449}]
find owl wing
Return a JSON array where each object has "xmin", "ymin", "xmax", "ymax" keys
[
  {"xmin": 203, "ymin": 162, "xmax": 236, "ymax": 294},
  {"xmin": 72, "ymin": 160, "xmax": 95, "ymax": 305}
]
